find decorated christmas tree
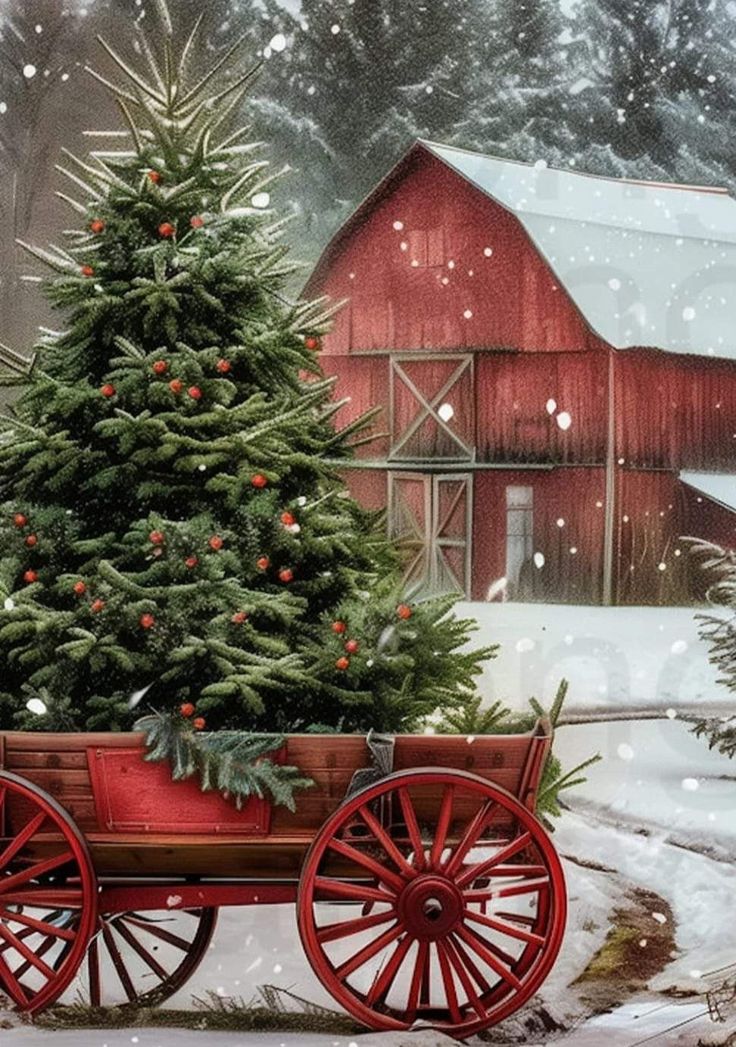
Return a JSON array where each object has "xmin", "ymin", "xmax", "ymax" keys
[{"xmin": 0, "ymin": 2, "xmax": 495, "ymax": 758}]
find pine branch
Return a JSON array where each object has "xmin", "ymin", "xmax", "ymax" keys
[{"xmin": 135, "ymin": 711, "xmax": 314, "ymax": 811}]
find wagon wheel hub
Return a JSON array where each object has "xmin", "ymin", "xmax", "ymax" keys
[{"xmin": 398, "ymin": 875, "xmax": 462, "ymax": 940}]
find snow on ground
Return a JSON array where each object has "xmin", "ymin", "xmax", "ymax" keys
[{"xmin": 455, "ymin": 601, "xmax": 731, "ymax": 711}]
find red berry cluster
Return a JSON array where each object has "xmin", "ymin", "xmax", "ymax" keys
[
  {"xmin": 330, "ymin": 620, "xmax": 361, "ymax": 671},
  {"xmin": 13, "ymin": 512, "xmax": 40, "ymax": 585},
  {"xmin": 179, "ymin": 701, "xmax": 205, "ymax": 730}
]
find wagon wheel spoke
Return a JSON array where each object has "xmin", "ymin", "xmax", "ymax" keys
[
  {"xmin": 122, "ymin": 916, "xmax": 194, "ymax": 952},
  {"xmin": 317, "ymin": 909, "xmax": 396, "ymax": 945},
  {"xmin": 406, "ymin": 938, "xmax": 430, "ymax": 1018},
  {"xmin": 365, "ymin": 932, "xmax": 413, "ymax": 1006},
  {"xmin": 443, "ymin": 935, "xmax": 487, "ymax": 1021},
  {"xmin": 397, "ymin": 787, "xmax": 426, "ymax": 871},
  {"xmin": 313, "ymin": 877, "xmax": 395, "ymax": 906},
  {"xmin": 436, "ymin": 939, "xmax": 462, "ymax": 1024},
  {"xmin": 101, "ymin": 922, "xmax": 137, "ymax": 1002},
  {"xmin": 87, "ymin": 935, "xmax": 102, "ymax": 1008},
  {"xmin": 112, "ymin": 918, "xmax": 171, "ymax": 981},
  {"xmin": 449, "ymin": 932, "xmax": 492, "ymax": 995},
  {"xmin": 456, "ymin": 832, "xmax": 532, "ymax": 889},
  {"xmin": 443, "ymin": 799, "xmax": 495, "ymax": 878},
  {"xmin": 0, "ymin": 909, "xmax": 77, "ymax": 943},
  {"xmin": 429, "ymin": 786, "xmax": 454, "ymax": 869},
  {"xmin": 455, "ymin": 924, "xmax": 523, "ymax": 992},
  {"xmin": 0, "ymin": 813, "xmax": 47, "ymax": 871},
  {"xmin": 464, "ymin": 908, "xmax": 546, "ymax": 948},
  {"xmin": 356, "ymin": 804, "xmax": 417, "ymax": 879},
  {"xmin": 0, "ymin": 952, "xmax": 31, "ymax": 1008},
  {"xmin": 0, "ymin": 852, "xmax": 76, "ymax": 895},
  {"xmin": 326, "ymin": 838, "xmax": 405, "ymax": 894},
  {"xmin": 335, "ymin": 923, "xmax": 404, "ymax": 980}
]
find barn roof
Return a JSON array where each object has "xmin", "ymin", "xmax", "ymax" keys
[
  {"xmin": 310, "ymin": 139, "xmax": 736, "ymax": 359},
  {"xmin": 680, "ymin": 472, "xmax": 736, "ymax": 513}
]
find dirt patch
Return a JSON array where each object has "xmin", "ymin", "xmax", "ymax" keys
[{"xmin": 572, "ymin": 887, "xmax": 676, "ymax": 1013}]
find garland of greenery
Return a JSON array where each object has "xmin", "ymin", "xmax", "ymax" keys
[{"xmin": 134, "ymin": 711, "xmax": 314, "ymax": 812}]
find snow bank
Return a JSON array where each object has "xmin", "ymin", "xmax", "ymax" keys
[{"xmin": 455, "ymin": 600, "xmax": 730, "ymax": 711}]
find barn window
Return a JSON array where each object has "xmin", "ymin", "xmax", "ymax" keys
[
  {"xmin": 506, "ymin": 486, "xmax": 534, "ymax": 599},
  {"xmin": 404, "ymin": 228, "xmax": 444, "ymax": 268}
]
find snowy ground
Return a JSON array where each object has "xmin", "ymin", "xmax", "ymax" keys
[{"xmin": 455, "ymin": 600, "xmax": 732, "ymax": 712}]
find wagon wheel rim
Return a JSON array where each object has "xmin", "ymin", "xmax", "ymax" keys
[
  {"xmin": 297, "ymin": 768, "xmax": 566, "ymax": 1038},
  {"xmin": 0, "ymin": 771, "xmax": 97, "ymax": 1014},
  {"xmin": 79, "ymin": 906, "xmax": 218, "ymax": 1009}
]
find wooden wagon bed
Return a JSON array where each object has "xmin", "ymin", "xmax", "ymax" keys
[
  {"xmin": 0, "ymin": 721, "xmax": 564, "ymax": 1037},
  {"xmin": 0, "ymin": 724, "xmax": 551, "ymax": 878}
]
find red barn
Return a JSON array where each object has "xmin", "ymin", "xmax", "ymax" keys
[{"xmin": 305, "ymin": 141, "xmax": 736, "ymax": 605}]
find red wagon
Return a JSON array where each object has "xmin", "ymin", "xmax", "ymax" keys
[{"xmin": 0, "ymin": 723, "xmax": 566, "ymax": 1039}]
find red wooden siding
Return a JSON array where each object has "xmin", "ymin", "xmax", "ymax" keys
[
  {"xmin": 615, "ymin": 470, "xmax": 689, "ymax": 605},
  {"xmin": 615, "ymin": 351, "xmax": 736, "ymax": 470},
  {"xmin": 321, "ymin": 356, "xmax": 390, "ymax": 459},
  {"xmin": 474, "ymin": 350, "xmax": 608, "ymax": 464},
  {"xmin": 314, "ymin": 150, "xmax": 601, "ymax": 355}
]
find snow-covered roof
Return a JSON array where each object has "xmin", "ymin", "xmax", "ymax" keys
[
  {"xmin": 680, "ymin": 472, "xmax": 736, "ymax": 513},
  {"xmin": 418, "ymin": 141, "xmax": 736, "ymax": 359}
]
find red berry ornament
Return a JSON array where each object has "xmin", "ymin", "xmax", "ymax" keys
[
  {"xmin": 208, "ymin": 535, "xmax": 223, "ymax": 551},
  {"xmin": 101, "ymin": 383, "xmax": 115, "ymax": 398},
  {"xmin": 280, "ymin": 511, "xmax": 296, "ymax": 527},
  {"xmin": 90, "ymin": 598, "xmax": 105, "ymax": 613},
  {"xmin": 89, "ymin": 218, "xmax": 105, "ymax": 234},
  {"xmin": 13, "ymin": 513, "xmax": 27, "ymax": 528},
  {"xmin": 25, "ymin": 534, "xmax": 37, "ymax": 548},
  {"xmin": 251, "ymin": 474, "xmax": 268, "ymax": 489},
  {"xmin": 23, "ymin": 569, "xmax": 38, "ymax": 584},
  {"xmin": 152, "ymin": 360, "xmax": 168, "ymax": 375},
  {"xmin": 335, "ymin": 656, "xmax": 350, "ymax": 671},
  {"xmin": 148, "ymin": 170, "xmax": 162, "ymax": 184},
  {"xmin": 180, "ymin": 702, "xmax": 195, "ymax": 718},
  {"xmin": 81, "ymin": 265, "xmax": 94, "ymax": 277},
  {"xmin": 190, "ymin": 215, "xmax": 205, "ymax": 229},
  {"xmin": 140, "ymin": 613, "xmax": 156, "ymax": 629},
  {"xmin": 331, "ymin": 621, "xmax": 347, "ymax": 635},
  {"xmin": 73, "ymin": 580, "xmax": 87, "ymax": 596},
  {"xmin": 149, "ymin": 530, "xmax": 165, "ymax": 546},
  {"xmin": 193, "ymin": 716, "xmax": 206, "ymax": 730},
  {"xmin": 304, "ymin": 335, "xmax": 321, "ymax": 352},
  {"xmin": 231, "ymin": 611, "xmax": 248, "ymax": 625},
  {"xmin": 169, "ymin": 378, "xmax": 183, "ymax": 394},
  {"xmin": 397, "ymin": 603, "xmax": 412, "ymax": 620},
  {"xmin": 256, "ymin": 556, "xmax": 270, "ymax": 571},
  {"xmin": 345, "ymin": 639, "xmax": 360, "ymax": 654},
  {"xmin": 279, "ymin": 567, "xmax": 294, "ymax": 583},
  {"xmin": 216, "ymin": 359, "xmax": 231, "ymax": 374},
  {"xmin": 158, "ymin": 221, "xmax": 176, "ymax": 238},
  {"xmin": 185, "ymin": 556, "xmax": 198, "ymax": 569},
  {"xmin": 187, "ymin": 386, "xmax": 202, "ymax": 401}
]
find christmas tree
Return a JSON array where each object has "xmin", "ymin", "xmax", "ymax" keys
[{"xmin": 0, "ymin": 1, "xmax": 495, "ymax": 754}]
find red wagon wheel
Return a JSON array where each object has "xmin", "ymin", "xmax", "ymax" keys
[
  {"xmin": 298, "ymin": 768, "xmax": 566, "ymax": 1039},
  {"xmin": 73, "ymin": 906, "xmax": 217, "ymax": 1008},
  {"xmin": 0, "ymin": 771, "xmax": 98, "ymax": 1014}
]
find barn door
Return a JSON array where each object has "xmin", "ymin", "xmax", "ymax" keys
[
  {"xmin": 390, "ymin": 355, "xmax": 474, "ymax": 461},
  {"xmin": 389, "ymin": 472, "xmax": 472, "ymax": 597}
]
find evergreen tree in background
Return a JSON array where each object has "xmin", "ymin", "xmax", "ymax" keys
[{"xmin": 0, "ymin": 2, "xmax": 494, "ymax": 738}]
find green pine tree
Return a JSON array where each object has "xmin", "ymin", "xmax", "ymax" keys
[{"xmin": 0, "ymin": 1, "xmax": 496, "ymax": 746}]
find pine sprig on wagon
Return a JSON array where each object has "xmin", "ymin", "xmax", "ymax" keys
[{"xmin": 135, "ymin": 709, "xmax": 314, "ymax": 812}]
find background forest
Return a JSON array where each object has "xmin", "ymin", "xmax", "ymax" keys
[{"xmin": 1, "ymin": 0, "xmax": 734, "ymax": 351}]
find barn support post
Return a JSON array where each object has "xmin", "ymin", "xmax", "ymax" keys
[{"xmin": 602, "ymin": 349, "xmax": 616, "ymax": 605}]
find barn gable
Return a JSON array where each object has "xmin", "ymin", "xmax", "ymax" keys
[
  {"xmin": 309, "ymin": 140, "xmax": 736, "ymax": 360},
  {"xmin": 307, "ymin": 144, "xmax": 603, "ymax": 355}
]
